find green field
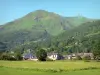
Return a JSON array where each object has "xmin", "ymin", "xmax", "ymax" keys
[{"xmin": 0, "ymin": 60, "xmax": 100, "ymax": 75}]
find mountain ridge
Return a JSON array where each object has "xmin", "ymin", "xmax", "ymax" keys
[{"xmin": 0, "ymin": 10, "xmax": 98, "ymax": 50}]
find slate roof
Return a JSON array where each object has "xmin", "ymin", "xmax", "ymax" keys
[{"xmin": 23, "ymin": 53, "xmax": 34, "ymax": 59}]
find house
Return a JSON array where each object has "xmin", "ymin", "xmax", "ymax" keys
[
  {"xmin": 64, "ymin": 55, "xmax": 75, "ymax": 60},
  {"xmin": 22, "ymin": 49, "xmax": 38, "ymax": 61},
  {"xmin": 65, "ymin": 53, "xmax": 94, "ymax": 60},
  {"xmin": 67, "ymin": 55, "xmax": 72, "ymax": 60},
  {"xmin": 23, "ymin": 53, "xmax": 33, "ymax": 60},
  {"xmin": 64, "ymin": 53, "xmax": 77, "ymax": 60},
  {"xmin": 81, "ymin": 53, "xmax": 94, "ymax": 59},
  {"xmin": 23, "ymin": 53, "xmax": 38, "ymax": 61},
  {"xmin": 47, "ymin": 53, "xmax": 64, "ymax": 60}
]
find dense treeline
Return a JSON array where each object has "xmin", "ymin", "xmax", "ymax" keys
[{"xmin": 0, "ymin": 35, "xmax": 100, "ymax": 60}]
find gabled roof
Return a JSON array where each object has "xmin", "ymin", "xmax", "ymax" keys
[
  {"xmin": 23, "ymin": 53, "xmax": 34, "ymax": 58},
  {"xmin": 47, "ymin": 52, "xmax": 58, "ymax": 56}
]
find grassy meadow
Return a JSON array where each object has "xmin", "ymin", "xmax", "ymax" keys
[{"xmin": 0, "ymin": 60, "xmax": 100, "ymax": 75}]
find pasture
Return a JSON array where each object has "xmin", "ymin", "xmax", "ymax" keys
[{"xmin": 0, "ymin": 60, "xmax": 100, "ymax": 75}]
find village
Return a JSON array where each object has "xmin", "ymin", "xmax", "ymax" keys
[{"xmin": 21, "ymin": 49, "xmax": 94, "ymax": 61}]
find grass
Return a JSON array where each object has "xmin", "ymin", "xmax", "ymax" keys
[
  {"xmin": 0, "ymin": 60, "xmax": 100, "ymax": 75},
  {"xmin": 0, "ymin": 60, "xmax": 100, "ymax": 70},
  {"xmin": 0, "ymin": 66, "xmax": 100, "ymax": 75}
]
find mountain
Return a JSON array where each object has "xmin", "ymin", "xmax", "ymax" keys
[
  {"xmin": 65, "ymin": 16, "xmax": 94, "ymax": 27},
  {"xmin": 0, "ymin": 10, "xmax": 94, "ymax": 49},
  {"xmin": 56, "ymin": 20, "xmax": 100, "ymax": 41}
]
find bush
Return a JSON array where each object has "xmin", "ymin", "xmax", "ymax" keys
[
  {"xmin": 46, "ymin": 57, "xmax": 53, "ymax": 61},
  {"xmin": 0, "ymin": 52, "xmax": 23, "ymax": 61},
  {"xmin": 96, "ymin": 60, "xmax": 100, "ymax": 62},
  {"xmin": 76, "ymin": 55, "xmax": 82, "ymax": 60},
  {"xmin": 8, "ymin": 56, "xmax": 16, "ymax": 61},
  {"xmin": 0, "ymin": 52, "xmax": 9, "ymax": 60},
  {"xmin": 84, "ymin": 60, "xmax": 90, "ymax": 62}
]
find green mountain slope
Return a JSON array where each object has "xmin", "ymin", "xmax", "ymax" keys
[
  {"xmin": 0, "ymin": 10, "xmax": 94, "ymax": 49},
  {"xmin": 14, "ymin": 20, "xmax": 100, "ymax": 53},
  {"xmin": 65, "ymin": 16, "xmax": 94, "ymax": 27},
  {"xmin": 56, "ymin": 20, "xmax": 100, "ymax": 41},
  {"xmin": 0, "ymin": 42, "xmax": 7, "ymax": 52}
]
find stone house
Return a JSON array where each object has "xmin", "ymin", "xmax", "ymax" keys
[{"xmin": 47, "ymin": 53, "xmax": 64, "ymax": 60}]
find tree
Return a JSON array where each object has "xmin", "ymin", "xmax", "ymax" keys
[
  {"xmin": 36, "ymin": 48, "xmax": 47, "ymax": 61},
  {"xmin": 13, "ymin": 47, "xmax": 23, "ymax": 60},
  {"xmin": 14, "ymin": 49, "xmax": 23, "ymax": 60},
  {"xmin": 93, "ymin": 40, "xmax": 100, "ymax": 60},
  {"xmin": 14, "ymin": 52, "xmax": 22, "ymax": 60},
  {"xmin": 0, "ymin": 52, "xmax": 9, "ymax": 60}
]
